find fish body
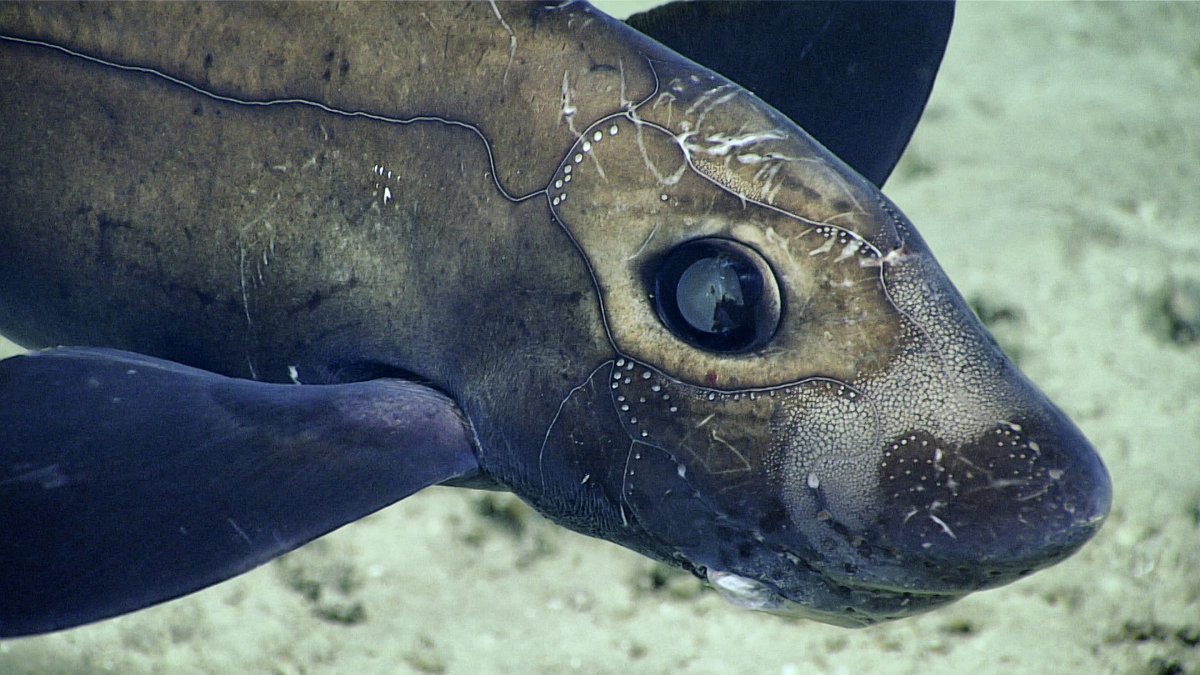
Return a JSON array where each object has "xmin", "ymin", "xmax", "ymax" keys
[{"xmin": 0, "ymin": 1, "xmax": 1110, "ymax": 635}]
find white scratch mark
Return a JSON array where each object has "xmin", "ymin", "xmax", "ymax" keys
[
  {"xmin": 619, "ymin": 440, "xmax": 636, "ymax": 527},
  {"xmin": 683, "ymin": 83, "xmax": 732, "ymax": 119},
  {"xmin": 694, "ymin": 130, "xmax": 787, "ymax": 158},
  {"xmin": 238, "ymin": 243, "xmax": 252, "ymax": 328},
  {"xmin": 928, "ymin": 513, "xmax": 957, "ymax": 539},
  {"xmin": 652, "ymin": 90, "xmax": 677, "ymax": 128},
  {"xmin": 617, "ymin": 57, "xmax": 631, "ymax": 110},
  {"xmin": 760, "ymin": 163, "xmax": 784, "ymax": 204},
  {"xmin": 489, "ymin": 0, "xmax": 517, "ymax": 87},
  {"xmin": 626, "ymin": 221, "xmax": 661, "ymax": 261},
  {"xmin": 709, "ymin": 428, "xmax": 751, "ymax": 473},
  {"xmin": 538, "ymin": 361, "xmax": 612, "ymax": 494},
  {"xmin": 587, "ymin": 144, "xmax": 607, "ymax": 181},
  {"xmin": 630, "ymin": 115, "xmax": 686, "ymax": 186},
  {"xmin": 0, "ymin": 463, "xmax": 69, "ymax": 490},
  {"xmin": 835, "ymin": 240, "xmax": 862, "ymax": 262},
  {"xmin": 560, "ymin": 70, "xmax": 579, "ymax": 136},
  {"xmin": 227, "ymin": 518, "xmax": 253, "ymax": 545}
]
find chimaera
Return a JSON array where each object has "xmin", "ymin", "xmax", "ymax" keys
[{"xmin": 0, "ymin": 1, "xmax": 1111, "ymax": 634}]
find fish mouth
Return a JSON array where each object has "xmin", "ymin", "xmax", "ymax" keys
[{"xmin": 705, "ymin": 567, "xmax": 967, "ymax": 628}]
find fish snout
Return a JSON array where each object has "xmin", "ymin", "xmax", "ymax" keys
[
  {"xmin": 613, "ymin": 358, "xmax": 1112, "ymax": 625},
  {"xmin": 868, "ymin": 405, "xmax": 1112, "ymax": 590}
]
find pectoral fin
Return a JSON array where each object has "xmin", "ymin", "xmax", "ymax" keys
[{"xmin": 0, "ymin": 347, "xmax": 479, "ymax": 637}]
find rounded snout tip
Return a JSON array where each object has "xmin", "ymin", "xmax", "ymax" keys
[
  {"xmin": 869, "ymin": 410, "xmax": 1112, "ymax": 591},
  {"xmin": 1028, "ymin": 415, "xmax": 1112, "ymax": 558}
]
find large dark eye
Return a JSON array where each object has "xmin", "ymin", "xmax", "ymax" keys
[{"xmin": 653, "ymin": 238, "xmax": 781, "ymax": 353}]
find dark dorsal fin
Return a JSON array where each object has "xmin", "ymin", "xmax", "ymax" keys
[
  {"xmin": 0, "ymin": 347, "xmax": 479, "ymax": 637},
  {"xmin": 626, "ymin": 1, "xmax": 954, "ymax": 187}
]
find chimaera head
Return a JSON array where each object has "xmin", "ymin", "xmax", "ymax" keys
[
  {"xmin": 533, "ymin": 15, "xmax": 1112, "ymax": 628},
  {"xmin": 0, "ymin": 0, "xmax": 1111, "ymax": 634}
]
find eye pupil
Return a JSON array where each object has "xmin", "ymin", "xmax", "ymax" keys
[
  {"xmin": 653, "ymin": 239, "xmax": 780, "ymax": 353},
  {"xmin": 676, "ymin": 255, "xmax": 761, "ymax": 334}
]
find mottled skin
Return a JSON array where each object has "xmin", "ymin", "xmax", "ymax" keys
[{"xmin": 0, "ymin": 1, "xmax": 1110, "ymax": 628}]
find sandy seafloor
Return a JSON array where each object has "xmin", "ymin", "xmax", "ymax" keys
[{"xmin": 2, "ymin": 2, "xmax": 1198, "ymax": 674}]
